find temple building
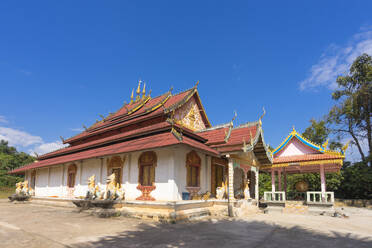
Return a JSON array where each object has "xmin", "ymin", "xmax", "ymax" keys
[{"xmin": 10, "ymin": 82, "xmax": 272, "ymax": 205}]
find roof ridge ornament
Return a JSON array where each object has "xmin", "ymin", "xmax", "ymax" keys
[
  {"xmin": 83, "ymin": 125, "xmax": 88, "ymax": 131},
  {"xmin": 224, "ymin": 111, "xmax": 237, "ymax": 143},
  {"xmin": 142, "ymin": 82, "xmax": 146, "ymax": 100},
  {"xmin": 136, "ymin": 80, "xmax": 141, "ymax": 102},
  {"xmin": 194, "ymin": 80, "xmax": 199, "ymax": 88},
  {"xmin": 130, "ymin": 89, "xmax": 134, "ymax": 104},
  {"xmin": 341, "ymin": 140, "xmax": 350, "ymax": 155},
  {"xmin": 259, "ymin": 107, "xmax": 266, "ymax": 126},
  {"xmin": 59, "ymin": 136, "xmax": 65, "ymax": 143},
  {"xmin": 322, "ymin": 139, "xmax": 329, "ymax": 150}
]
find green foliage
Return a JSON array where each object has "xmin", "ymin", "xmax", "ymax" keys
[
  {"xmin": 302, "ymin": 119, "xmax": 330, "ymax": 145},
  {"xmin": 336, "ymin": 161, "xmax": 372, "ymax": 199},
  {"xmin": 0, "ymin": 140, "xmax": 35, "ymax": 187},
  {"xmin": 328, "ymin": 53, "xmax": 372, "ymax": 164}
]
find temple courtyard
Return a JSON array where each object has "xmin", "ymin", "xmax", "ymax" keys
[{"xmin": 1, "ymin": 200, "xmax": 372, "ymax": 248}]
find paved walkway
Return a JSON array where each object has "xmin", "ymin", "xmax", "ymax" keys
[{"xmin": 1, "ymin": 200, "xmax": 372, "ymax": 248}]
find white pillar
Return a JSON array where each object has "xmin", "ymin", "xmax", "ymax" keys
[
  {"xmin": 255, "ymin": 167, "xmax": 259, "ymax": 202},
  {"xmin": 99, "ymin": 158, "xmax": 104, "ymax": 184},
  {"xmin": 47, "ymin": 167, "xmax": 50, "ymax": 190},
  {"xmin": 320, "ymin": 164, "xmax": 326, "ymax": 201},
  {"xmin": 227, "ymin": 155, "xmax": 234, "ymax": 217},
  {"xmin": 283, "ymin": 168, "xmax": 287, "ymax": 195},
  {"xmin": 271, "ymin": 169, "xmax": 276, "ymax": 192},
  {"xmin": 278, "ymin": 169, "xmax": 282, "ymax": 191},
  {"xmin": 61, "ymin": 164, "xmax": 65, "ymax": 196}
]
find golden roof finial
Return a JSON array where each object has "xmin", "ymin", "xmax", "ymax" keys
[
  {"xmin": 142, "ymin": 82, "xmax": 146, "ymax": 99},
  {"xmin": 130, "ymin": 89, "xmax": 134, "ymax": 104},
  {"xmin": 136, "ymin": 80, "xmax": 141, "ymax": 101}
]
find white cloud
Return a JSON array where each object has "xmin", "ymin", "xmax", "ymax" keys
[
  {"xmin": 29, "ymin": 141, "xmax": 67, "ymax": 156},
  {"xmin": 70, "ymin": 127, "xmax": 84, "ymax": 132},
  {"xmin": 0, "ymin": 115, "xmax": 7, "ymax": 124},
  {"xmin": 300, "ymin": 28, "xmax": 372, "ymax": 90},
  {"xmin": 0, "ymin": 127, "xmax": 43, "ymax": 147},
  {"xmin": 0, "ymin": 126, "xmax": 67, "ymax": 156}
]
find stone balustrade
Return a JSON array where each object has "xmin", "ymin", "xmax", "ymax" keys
[
  {"xmin": 264, "ymin": 191, "xmax": 286, "ymax": 202},
  {"xmin": 306, "ymin": 191, "xmax": 334, "ymax": 204}
]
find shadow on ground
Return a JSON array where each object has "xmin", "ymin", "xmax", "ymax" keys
[{"xmin": 73, "ymin": 218, "xmax": 372, "ymax": 248}]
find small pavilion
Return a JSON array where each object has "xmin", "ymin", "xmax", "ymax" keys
[{"xmin": 261, "ymin": 128, "xmax": 348, "ymax": 205}]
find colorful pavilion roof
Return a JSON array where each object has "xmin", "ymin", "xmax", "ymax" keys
[
  {"xmin": 271, "ymin": 127, "xmax": 347, "ymax": 158},
  {"xmin": 261, "ymin": 127, "xmax": 348, "ymax": 171}
]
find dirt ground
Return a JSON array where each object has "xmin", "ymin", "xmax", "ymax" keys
[{"xmin": 1, "ymin": 200, "xmax": 372, "ymax": 248}]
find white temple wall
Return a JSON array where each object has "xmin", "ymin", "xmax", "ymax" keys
[
  {"xmin": 35, "ymin": 168, "xmax": 48, "ymax": 196},
  {"xmin": 32, "ymin": 145, "xmax": 211, "ymax": 201},
  {"xmin": 48, "ymin": 166, "xmax": 63, "ymax": 196}
]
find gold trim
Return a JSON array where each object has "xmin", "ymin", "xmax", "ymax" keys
[{"xmin": 261, "ymin": 159, "xmax": 344, "ymax": 169}]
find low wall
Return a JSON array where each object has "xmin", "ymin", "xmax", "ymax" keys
[{"xmin": 335, "ymin": 199, "xmax": 372, "ymax": 208}]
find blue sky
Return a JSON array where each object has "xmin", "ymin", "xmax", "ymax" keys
[{"xmin": 0, "ymin": 1, "xmax": 371, "ymax": 160}]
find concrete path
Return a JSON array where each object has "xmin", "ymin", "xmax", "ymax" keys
[{"xmin": 0, "ymin": 200, "xmax": 371, "ymax": 248}]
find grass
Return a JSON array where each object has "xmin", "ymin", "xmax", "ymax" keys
[{"xmin": 0, "ymin": 187, "xmax": 14, "ymax": 199}]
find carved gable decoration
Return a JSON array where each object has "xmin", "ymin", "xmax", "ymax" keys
[{"xmin": 174, "ymin": 96, "xmax": 206, "ymax": 131}]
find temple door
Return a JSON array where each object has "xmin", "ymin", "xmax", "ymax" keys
[{"xmin": 67, "ymin": 164, "xmax": 77, "ymax": 197}]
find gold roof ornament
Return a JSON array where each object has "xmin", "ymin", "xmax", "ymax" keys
[
  {"xmin": 342, "ymin": 141, "xmax": 350, "ymax": 154},
  {"xmin": 136, "ymin": 80, "xmax": 141, "ymax": 101},
  {"xmin": 142, "ymin": 82, "xmax": 146, "ymax": 99},
  {"xmin": 130, "ymin": 89, "xmax": 134, "ymax": 104},
  {"xmin": 322, "ymin": 139, "xmax": 329, "ymax": 150},
  {"xmin": 259, "ymin": 107, "xmax": 266, "ymax": 126}
]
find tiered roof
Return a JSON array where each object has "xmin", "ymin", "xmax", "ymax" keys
[{"xmin": 11, "ymin": 82, "xmax": 272, "ymax": 174}]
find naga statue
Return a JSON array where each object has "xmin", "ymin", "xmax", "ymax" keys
[
  {"xmin": 216, "ymin": 181, "xmax": 227, "ymax": 200},
  {"xmin": 85, "ymin": 175, "xmax": 100, "ymax": 200},
  {"xmin": 89, "ymin": 173, "xmax": 125, "ymax": 200},
  {"xmin": 9, "ymin": 180, "xmax": 33, "ymax": 202}
]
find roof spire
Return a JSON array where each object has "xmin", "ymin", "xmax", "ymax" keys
[
  {"xmin": 142, "ymin": 82, "xmax": 146, "ymax": 99},
  {"xmin": 136, "ymin": 79, "xmax": 141, "ymax": 101},
  {"xmin": 130, "ymin": 89, "xmax": 134, "ymax": 104}
]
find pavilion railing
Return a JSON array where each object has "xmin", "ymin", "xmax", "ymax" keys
[
  {"xmin": 264, "ymin": 191, "xmax": 286, "ymax": 202},
  {"xmin": 306, "ymin": 191, "xmax": 334, "ymax": 204}
]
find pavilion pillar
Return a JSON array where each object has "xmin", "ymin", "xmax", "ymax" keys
[
  {"xmin": 271, "ymin": 169, "xmax": 276, "ymax": 192},
  {"xmin": 320, "ymin": 164, "xmax": 326, "ymax": 201},
  {"xmin": 227, "ymin": 155, "xmax": 234, "ymax": 217},
  {"xmin": 255, "ymin": 167, "xmax": 259, "ymax": 204},
  {"xmin": 278, "ymin": 169, "xmax": 282, "ymax": 191},
  {"xmin": 283, "ymin": 168, "xmax": 287, "ymax": 195}
]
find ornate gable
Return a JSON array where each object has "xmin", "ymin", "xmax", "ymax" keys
[{"xmin": 174, "ymin": 96, "xmax": 206, "ymax": 131}]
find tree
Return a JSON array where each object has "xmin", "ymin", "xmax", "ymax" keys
[
  {"xmin": 328, "ymin": 53, "xmax": 372, "ymax": 164},
  {"xmin": 0, "ymin": 140, "xmax": 35, "ymax": 187}
]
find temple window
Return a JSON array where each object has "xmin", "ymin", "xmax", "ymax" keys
[
  {"xmin": 67, "ymin": 164, "xmax": 77, "ymax": 188},
  {"xmin": 107, "ymin": 156, "xmax": 124, "ymax": 186},
  {"xmin": 186, "ymin": 151, "xmax": 201, "ymax": 187},
  {"xmin": 138, "ymin": 151, "xmax": 156, "ymax": 186}
]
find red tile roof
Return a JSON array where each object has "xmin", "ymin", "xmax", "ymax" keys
[
  {"xmin": 273, "ymin": 153, "xmax": 344, "ymax": 164},
  {"xmin": 10, "ymin": 131, "xmax": 219, "ymax": 174},
  {"xmin": 64, "ymin": 89, "xmax": 194, "ymax": 144},
  {"xmin": 39, "ymin": 122, "xmax": 172, "ymax": 160},
  {"xmin": 198, "ymin": 124, "xmax": 258, "ymax": 147}
]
